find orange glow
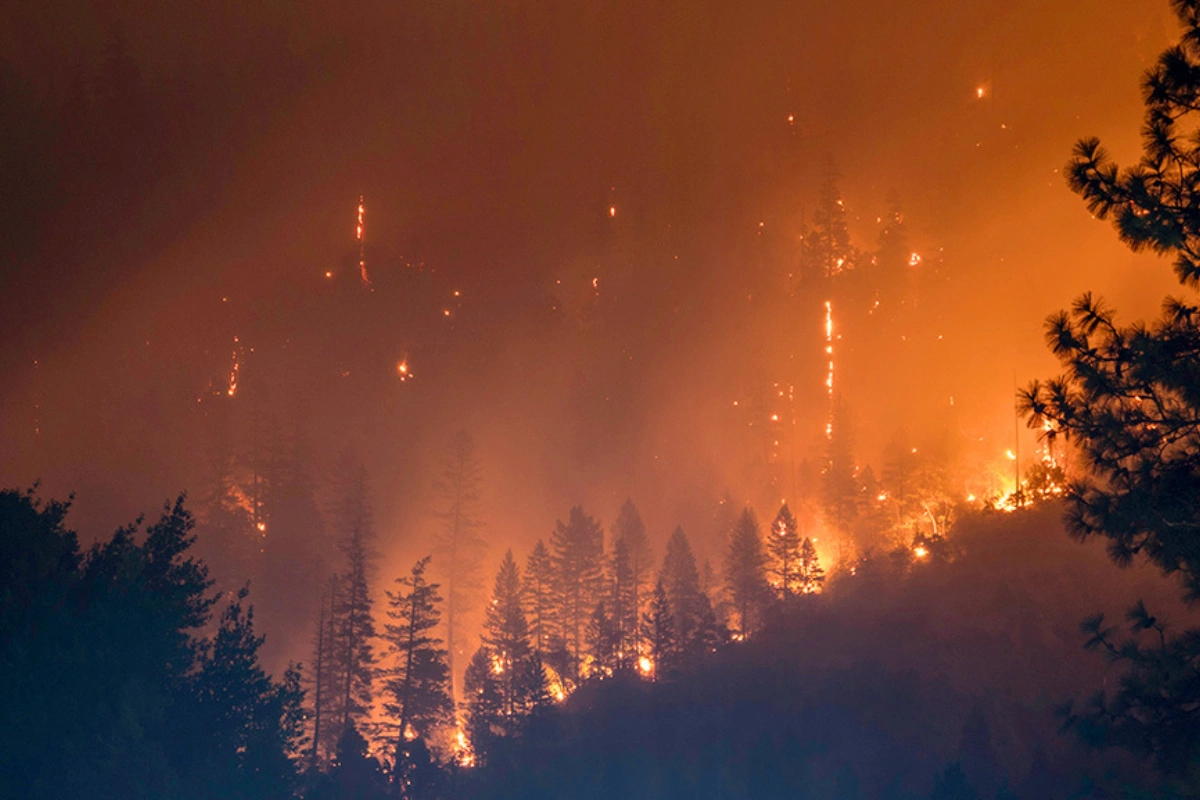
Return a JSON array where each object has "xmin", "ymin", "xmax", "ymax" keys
[
  {"xmin": 608, "ymin": 205, "xmax": 617, "ymax": 218},
  {"xmin": 638, "ymin": 656, "xmax": 653, "ymax": 674}
]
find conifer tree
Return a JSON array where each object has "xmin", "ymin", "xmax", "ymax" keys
[
  {"xmin": 523, "ymin": 539, "xmax": 555, "ymax": 656},
  {"xmin": 431, "ymin": 431, "xmax": 486, "ymax": 703},
  {"xmin": 823, "ymin": 395, "xmax": 859, "ymax": 535},
  {"xmin": 382, "ymin": 556, "xmax": 453, "ymax": 773},
  {"xmin": 482, "ymin": 550, "xmax": 534, "ymax": 720},
  {"xmin": 768, "ymin": 504, "xmax": 802, "ymax": 600},
  {"xmin": 607, "ymin": 536, "xmax": 638, "ymax": 669},
  {"xmin": 798, "ymin": 170, "xmax": 856, "ymax": 285},
  {"xmin": 1019, "ymin": 0, "xmax": 1200, "ymax": 777},
  {"xmin": 798, "ymin": 537, "xmax": 825, "ymax": 594},
  {"xmin": 308, "ymin": 576, "xmax": 340, "ymax": 768},
  {"xmin": 658, "ymin": 527, "xmax": 720, "ymax": 660},
  {"xmin": 586, "ymin": 600, "xmax": 618, "ymax": 676},
  {"xmin": 610, "ymin": 499, "xmax": 652, "ymax": 649},
  {"xmin": 327, "ymin": 455, "xmax": 377, "ymax": 735},
  {"xmin": 462, "ymin": 645, "xmax": 503, "ymax": 765},
  {"xmin": 724, "ymin": 507, "xmax": 769, "ymax": 638},
  {"xmin": 644, "ymin": 580, "xmax": 676, "ymax": 681},
  {"xmin": 659, "ymin": 527, "xmax": 703, "ymax": 647},
  {"xmin": 190, "ymin": 585, "xmax": 306, "ymax": 798},
  {"xmin": 549, "ymin": 505, "xmax": 604, "ymax": 684}
]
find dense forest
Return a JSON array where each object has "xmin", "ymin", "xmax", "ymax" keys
[{"xmin": 7, "ymin": 0, "xmax": 1200, "ymax": 798}]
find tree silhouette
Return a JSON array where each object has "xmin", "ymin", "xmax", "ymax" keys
[
  {"xmin": 768, "ymin": 503, "xmax": 802, "ymax": 600},
  {"xmin": 327, "ymin": 454, "xmax": 378, "ymax": 736},
  {"xmin": 1020, "ymin": 0, "xmax": 1200, "ymax": 782},
  {"xmin": 610, "ymin": 499, "xmax": 652, "ymax": 652},
  {"xmin": 725, "ymin": 507, "xmax": 769, "ymax": 637},
  {"xmin": 382, "ymin": 556, "xmax": 453, "ymax": 784},
  {"xmin": 523, "ymin": 538, "xmax": 555, "ymax": 657},
  {"xmin": 549, "ymin": 505, "xmax": 604, "ymax": 684},
  {"xmin": 431, "ymin": 431, "xmax": 486, "ymax": 704}
]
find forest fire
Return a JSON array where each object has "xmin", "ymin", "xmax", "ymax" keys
[{"xmin": 4, "ymin": 1, "xmax": 1200, "ymax": 799}]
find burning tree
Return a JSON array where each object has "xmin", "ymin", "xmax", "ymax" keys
[
  {"xmin": 1021, "ymin": 0, "xmax": 1200, "ymax": 782},
  {"xmin": 768, "ymin": 503, "xmax": 802, "ymax": 600}
]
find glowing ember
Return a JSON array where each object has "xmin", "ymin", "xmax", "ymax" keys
[
  {"xmin": 908, "ymin": 252, "xmax": 922, "ymax": 266},
  {"xmin": 227, "ymin": 336, "xmax": 241, "ymax": 397},
  {"xmin": 638, "ymin": 656, "xmax": 653, "ymax": 674},
  {"xmin": 356, "ymin": 195, "xmax": 372, "ymax": 289},
  {"xmin": 608, "ymin": 205, "xmax": 617, "ymax": 218},
  {"xmin": 913, "ymin": 544, "xmax": 929, "ymax": 559}
]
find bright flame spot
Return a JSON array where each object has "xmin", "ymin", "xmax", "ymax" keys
[
  {"xmin": 638, "ymin": 656, "xmax": 653, "ymax": 674},
  {"xmin": 608, "ymin": 205, "xmax": 617, "ymax": 218},
  {"xmin": 256, "ymin": 522, "xmax": 266, "ymax": 533},
  {"xmin": 1005, "ymin": 449, "xmax": 1017, "ymax": 461},
  {"xmin": 324, "ymin": 270, "xmax": 333, "ymax": 279},
  {"xmin": 913, "ymin": 545, "xmax": 929, "ymax": 559},
  {"xmin": 770, "ymin": 413, "xmax": 779, "ymax": 422},
  {"xmin": 908, "ymin": 252, "xmax": 922, "ymax": 267},
  {"xmin": 976, "ymin": 86, "xmax": 986, "ymax": 99}
]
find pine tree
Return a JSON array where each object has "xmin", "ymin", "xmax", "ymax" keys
[
  {"xmin": 724, "ymin": 507, "xmax": 769, "ymax": 638},
  {"xmin": 523, "ymin": 539, "xmax": 555, "ymax": 656},
  {"xmin": 610, "ymin": 499, "xmax": 652, "ymax": 651},
  {"xmin": 307, "ymin": 576, "xmax": 340, "ymax": 768},
  {"xmin": 659, "ymin": 527, "xmax": 702, "ymax": 649},
  {"xmin": 768, "ymin": 504, "xmax": 802, "ymax": 600},
  {"xmin": 798, "ymin": 537, "xmax": 825, "ymax": 594},
  {"xmin": 462, "ymin": 645, "xmax": 503, "ymax": 765},
  {"xmin": 607, "ymin": 537, "xmax": 638, "ymax": 670},
  {"xmin": 549, "ymin": 505, "xmax": 604, "ymax": 684},
  {"xmin": 658, "ymin": 527, "xmax": 721, "ymax": 661},
  {"xmin": 586, "ymin": 600, "xmax": 618, "ymax": 677},
  {"xmin": 431, "ymin": 431, "xmax": 486, "ymax": 704},
  {"xmin": 382, "ymin": 556, "xmax": 453, "ymax": 773},
  {"xmin": 823, "ymin": 395, "xmax": 859, "ymax": 535},
  {"xmin": 482, "ymin": 550, "xmax": 534, "ymax": 721},
  {"xmin": 190, "ymin": 585, "xmax": 306, "ymax": 798},
  {"xmin": 1019, "ymin": 1, "xmax": 1200, "ymax": 777},
  {"xmin": 644, "ymin": 580, "xmax": 676, "ymax": 681},
  {"xmin": 798, "ymin": 169, "xmax": 856, "ymax": 285},
  {"xmin": 327, "ymin": 454, "xmax": 377, "ymax": 735}
]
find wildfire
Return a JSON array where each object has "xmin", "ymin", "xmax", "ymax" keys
[
  {"xmin": 453, "ymin": 728, "xmax": 475, "ymax": 768},
  {"xmin": 913, "ymin": 544, "xmax": 929, "ymax": 559},
  {"xmin": 396, "ymin": 359, "xmax": 413, "ymax": 382},
  {"xmin": 637, "ymin": 656, "xmax": 654, "ymax": 675},
  {"xmin": 227, "ymin": 336, "xmax": 241, "ymax": 397},
  {"xmin": 356, "ymin": 196, "xmax": 372, "ymax": 289}
]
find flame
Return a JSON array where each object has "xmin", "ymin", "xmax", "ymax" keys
[
  {"xmin": 356, "ymin": 196, "xmax": 372, "ymax": 288},
  {"xmin": 227, "ymin": 336, "xmax": 241, "ymax": 397},
  {"xmin": 637, "ymin": 656, "xmax": 653, "ymax": 674}
]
